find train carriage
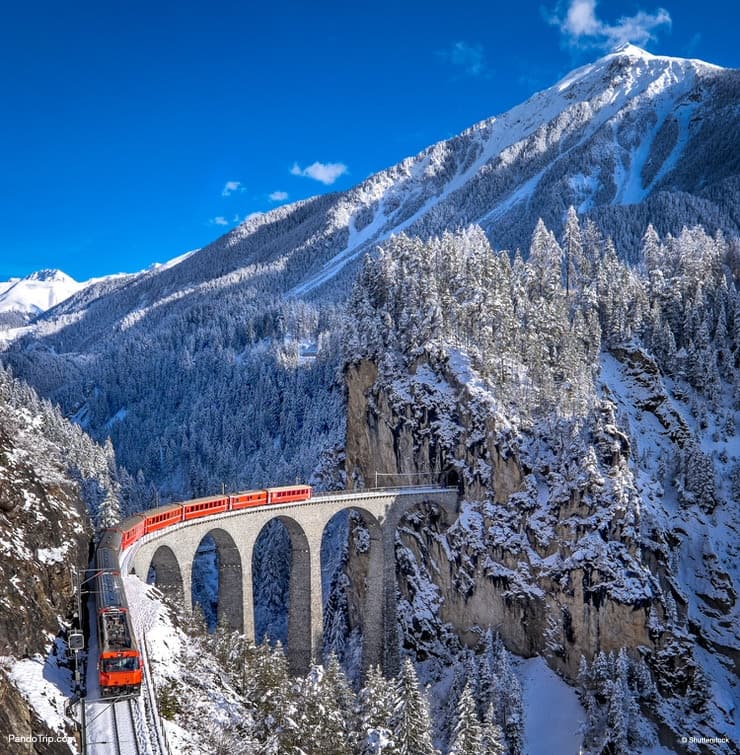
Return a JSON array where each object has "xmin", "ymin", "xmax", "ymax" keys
[
  {"xmin": 95, "ymin": 536, "xmax": 142, "ymax": 697},
  {"xmin": 117, "ymin": 515, "xmax": 145, "ymax": 549},
  {"xmin": 230, "ymin": 490, "xmax": 268, "ymax": 510},
  {"xmin": 266, "ymin": 484, "xmax": 312, "ymax": 504},
  {"xmin": 143, "ymin": 502, "xmax": 183, "ymax": 534},
  {"xmin": 183, "ymin": 494, "xmax": 229, "ymax": 520}
]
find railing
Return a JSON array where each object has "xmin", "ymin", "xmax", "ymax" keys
[{"xmin": 140, "ymin": 634, "xmax": 171, "ymax": 755}]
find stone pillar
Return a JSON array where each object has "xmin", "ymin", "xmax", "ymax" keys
[
  {"xmin": 180, "ymin": 556, "xmax": 193, "ymax": 615},
  {"xmin": 381, "ymin": 520, "xmax": 400, "ymax": 676},
  {"xmin": 286, "ymin": 526, "xmax": 312, "ymax": 675},
  {"xmin": 216, "ymin": 538, "xmax": 243, "ymax": 632},
  {"xmin": 360, "ymin": 520, "xmax": 384, "ymax": 676},
  {"xmin": 310, "ymin": 551, "xmax": 324, "ymax": 663},
  {"xmin": 241, "ymin": 540, "xmax": 255, "ymax": 644}
]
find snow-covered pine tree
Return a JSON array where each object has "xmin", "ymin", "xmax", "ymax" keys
[
  {"xmin": 448, "ymin": 682, "xmax": 483, "ymax": 755},
  {"xmin": 479, "ymin": 703, "xmax": 505, "ymax": 755},
  {"xmin": 392, "ymin": 658, "xmax": 437, "ymax": 755},
  {"xmin": 358, "ymin": 666, "xmax": 399, "ymax": 754},
  {"xmin": 562, "ymin": 205, "xmax": 586, "ymax": 297}
]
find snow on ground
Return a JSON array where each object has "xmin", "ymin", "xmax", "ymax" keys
[
  {"xmin": 516, "ymin": 656, "xmax": 585, "ymax": 755},
  {"xmin": 599, "ymin": 350, "xmax": 739, "ymax": 745},
  {"xmin": 7, "ymin": 649, "xmax": 78, "ymax": 750},
  {"xmin": 36, "ymin": 545, "xmax": 69, "ymax": 564},
  {"xmin": 123, "ymin": 569, "xmax": 254, "ymax": 754}
]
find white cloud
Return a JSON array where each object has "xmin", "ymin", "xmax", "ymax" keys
[
  {"xmin": 221, "ymin": 180, "xmax": 243, "ymax": 197},
  {"xmin": 290, "ymin": 161, "xmax": 348, "ymax": 185},
  {"xmin": 438, "ymin": 41, "xmax": 487, "ymax": 76},
  {"xmin": 550, "ymin": 0, "xmax": 671, "ymax": 49},
  {"xmin": 210, "ymin": 216, "xmax": 229, "ymax": 226},
  {"xmin": 269, "ymin": 190, "xmax": 289, "ymax": 202}
]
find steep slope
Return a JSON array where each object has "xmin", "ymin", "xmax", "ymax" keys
[
  {"xmin": 0, "ymin": 366, "xmax": 129, "ymax": 751},
  {"xmin": 14, "ymin": 45, "xmax": 740, "ymax": 340},
  {"xmin": 338, "ymin": 223, "xmax": 737, "ymax": 752}
]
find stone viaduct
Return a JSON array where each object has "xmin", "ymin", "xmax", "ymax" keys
[{"xmin": 121, "ymin": 487, "xmax": 458, "ymax": 675}]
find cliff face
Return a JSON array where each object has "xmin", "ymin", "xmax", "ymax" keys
[
  {"xmin": 343, "ymin": 347, "xmax": 735, "ymax": 710},
  {"xmin": 0, "ymin": 422, "xmax": 90, "ymax": 658},
  {"xmin": 0, "ymin": 372, "xmax": 101, "ymax": 751},
  {"xmin": 345, "ymin": 359, "xmax": 523, "ymax": 501}
]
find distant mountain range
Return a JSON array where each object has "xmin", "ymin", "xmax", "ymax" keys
[{"xmin": 0, "ymin": 251, "xmax": 199, "ymax": 328}]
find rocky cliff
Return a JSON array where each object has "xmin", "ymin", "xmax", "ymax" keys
[
  {"xmin": 344, "ymin": 346, "xmax": 737, "ymax": 750},
  {"xmin": 0, "ymin": 367, "xmax": 120, "ymax": 752}
]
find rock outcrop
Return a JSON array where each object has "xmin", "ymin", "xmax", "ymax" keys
[
  {"xmin": 343, "ymin": 344, "xmax": 738, "ymax": 750},
  {"xmin": 345, "ymin": 352, "xmax": 674, "ymax": 680}
]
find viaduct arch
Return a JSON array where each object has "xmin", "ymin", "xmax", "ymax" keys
[{"xmin": 125, "ymin": 487, "xmax": 457, "ymax": 675}]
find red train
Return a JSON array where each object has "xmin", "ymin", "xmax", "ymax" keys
[
  {"xmin": 95, "ymin": 529, "xmax": 143, "ymax": 697},
  {"xmin": 113, "ymin": 484, "xmax": 312, "ymax": 549},
  {"xmin": 94, "ymin": 484, "xmax": 311, "ymax": 696}
]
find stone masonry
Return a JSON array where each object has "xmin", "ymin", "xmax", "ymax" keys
[{"xmin": 124, "ymin": 487, "xmax": 457, "ymax": 674}]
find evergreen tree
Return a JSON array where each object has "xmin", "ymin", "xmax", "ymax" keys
[
  {"xmin": 562, "ymin": 205, "xmax": 585, "ymax": 296},
  {"xmin": 449, "ymin": 682, "xmax": 483, "ymax": 755},
  {"xmin": 392, "ymin": 658, "xmax": 437, "ymax": 755},
  {"xmin": 480, "ymin": 703, "xmax": 506, "ymax": 755},
  {"xmin": 605, "ymin": 679, "xmax": 629, "ymax": 753},
  {"xmin": 360, "ymin": 665, "xmax": 398, "ymax": 736}
]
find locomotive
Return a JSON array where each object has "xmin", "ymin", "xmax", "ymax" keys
[{"xmin": 94, "ymin": 484, "xmax": 312, "ymax": 696}]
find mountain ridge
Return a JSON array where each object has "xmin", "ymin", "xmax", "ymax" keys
[
  {"xmin": 27, "ymin": 44, "xmax": 738, "ymax": 326},
  {"xmin": 3, "ymin": 45, "xmax": 738, "ymax": 488}
]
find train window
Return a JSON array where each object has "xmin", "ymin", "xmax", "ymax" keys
[{"xmin": 102, "ymin": 657, "xmax": 138, "ymax": 672}]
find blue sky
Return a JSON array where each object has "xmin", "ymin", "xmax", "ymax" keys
[{"xmin": 1, "ymin": 0, "xmax": 737, "ymax": 280}]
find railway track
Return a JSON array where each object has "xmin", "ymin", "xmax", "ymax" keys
[
  {"xmin": 81, "ymin": 695, "xmax": 142, "ymax": 755},
  {"xmin": 111, "ymin": 697, "xmax": 142, "ymax": 755}
]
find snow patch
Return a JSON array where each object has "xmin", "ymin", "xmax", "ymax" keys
[{"xmin": 517, "ymin": 656, "xmax": 586, "ymax": 755}]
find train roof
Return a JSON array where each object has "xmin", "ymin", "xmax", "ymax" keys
[
  {"xmin": 97, "ymin": 529, "xmax": 122, "ymax": 552},
  {"xmin": 182, "ymin": 494, "xmax": 229, "ymax": 506},
  {"xmin": 142, "ymin": 502, "xmax": 184, "ymax": 517},
  {"xmin": 266, "ymin": 484, "xmax": 312, "ymax": 493},
  {"xmin": 116, "ymin": 514, "xmax": 145, "ymax": 529}
]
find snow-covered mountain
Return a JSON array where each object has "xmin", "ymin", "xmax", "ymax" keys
[
  {"xmin": 1, "ymin": 45, "xmax": 738, "ymax": 754},
  {"xmin": 1, "ymin": 45, "xmax": 731, "ymax": 352},
  {"xmin": 0, "ymin": 253, "xmax": 199, "ymax": 331},
  {"xmin": 0, "ymin": 269, "xmax": 84, "ymax": 318},
  {"xmin": 2, "ymin": 43, "xmax": 737, "ymax": 501}
]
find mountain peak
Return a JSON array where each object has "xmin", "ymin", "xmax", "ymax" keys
[
  {"xmin": 23, "ymin": 268, "xmax": 76, "ymax": 284},
  {"xmin": 0, "ymin": 269, "xmax": 84, "ymax": 319},
  {"xmin": 595, "ymin": 42, "xmax": 724, "ymax": 73},
  {"xmin": 609, "ymin": 42, "xmax": 654, "ymax": 59}
]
